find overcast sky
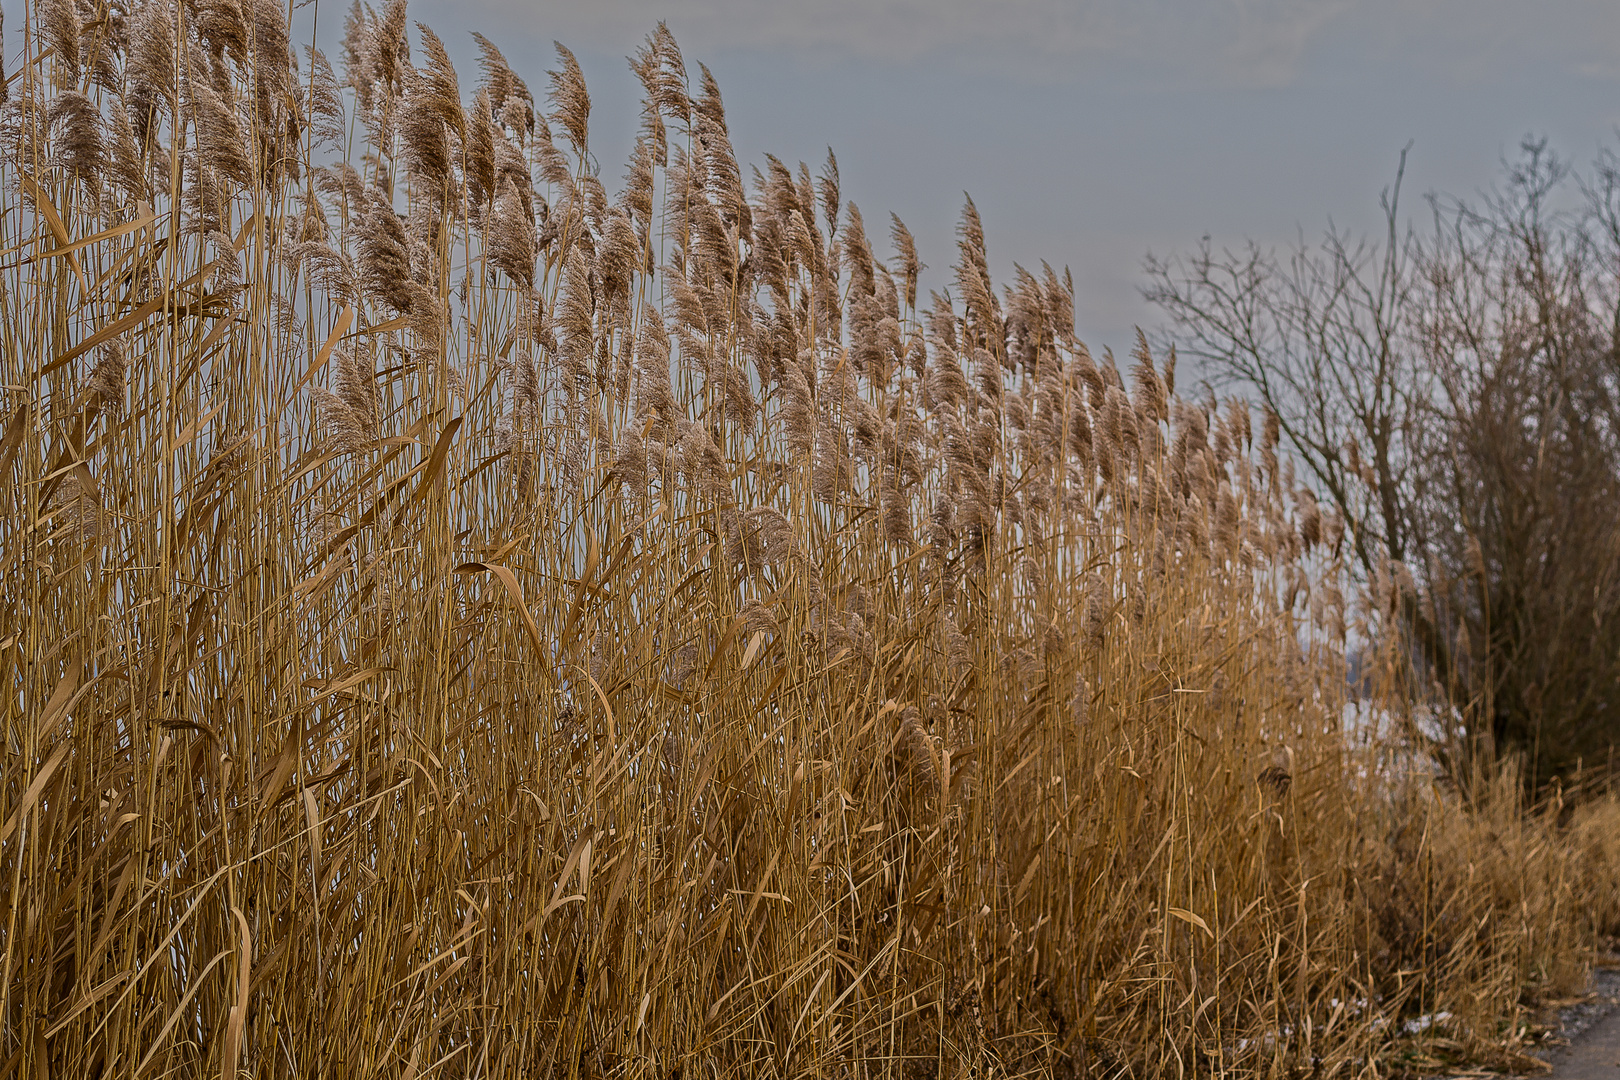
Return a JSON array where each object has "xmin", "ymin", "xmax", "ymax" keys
[
  {"xmin": 12, "ymin": 0, "xmax": 1620, "ymax": 358},
  {"xmin": 400, "ymin": 0, "xmax": 1619, "ymax": 358}
]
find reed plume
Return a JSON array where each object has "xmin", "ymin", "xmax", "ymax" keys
[{"xmin": 1, "ymin": 15, "xmax": 1614, "ymax": 1080}]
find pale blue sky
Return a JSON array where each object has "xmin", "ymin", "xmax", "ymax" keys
[
  {"xmin": 393, "ymin": 0, "xmax": 1620, "ymax": 357},
  {"xmin": 9, "ymin": 0, "xmax": 1618, "ymax": 356}
]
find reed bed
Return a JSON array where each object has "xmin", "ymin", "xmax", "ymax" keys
[{"xmin": 1, "ymin": 3, "xmax": 1617, "ymax": 1076}]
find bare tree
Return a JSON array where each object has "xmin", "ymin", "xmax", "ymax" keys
[{"xmin": 1145, "ymin": 140, "xmax": 1620, "ymax": 789}]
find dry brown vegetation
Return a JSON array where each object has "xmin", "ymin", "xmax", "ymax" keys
[{"xmin": 2, "ymin": 2, "xmax": 1618, "ymax": 1077}]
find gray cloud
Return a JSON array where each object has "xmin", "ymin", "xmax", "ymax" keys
[{"xmin": 465, "ymin": 0, "xmax": 1620, "ymax": 89}]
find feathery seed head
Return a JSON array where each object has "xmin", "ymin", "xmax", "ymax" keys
[
  {"xmin": 890, "ymin": 214, "xmax": 923, "ymax": 311},
  {"xmin": 1130, "ymin": 330, "xmax": 1168, "ymax": 425},
  {"xmin": 548, "ymin": 42, "xmax": 591, "ymax": 155}
]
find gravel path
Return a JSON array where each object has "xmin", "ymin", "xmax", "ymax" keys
[{"xmin": 1535, "ymin": 965, "xmax": 1620, "ymax": 1079}]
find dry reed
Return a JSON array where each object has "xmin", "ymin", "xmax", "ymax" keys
[{"xmin": 2, "ymin": 6, "xmax": 1618, "ymax": 1078}]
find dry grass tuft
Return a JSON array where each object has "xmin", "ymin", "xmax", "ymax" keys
[{"xmin": 2, "ymin": 7, "xmax": 1617, "ymax": 1078}]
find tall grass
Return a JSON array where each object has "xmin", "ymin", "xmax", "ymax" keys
[{"xmin": 2, "ymin": 3, "xmax": 1617, "ymax": 1076}]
